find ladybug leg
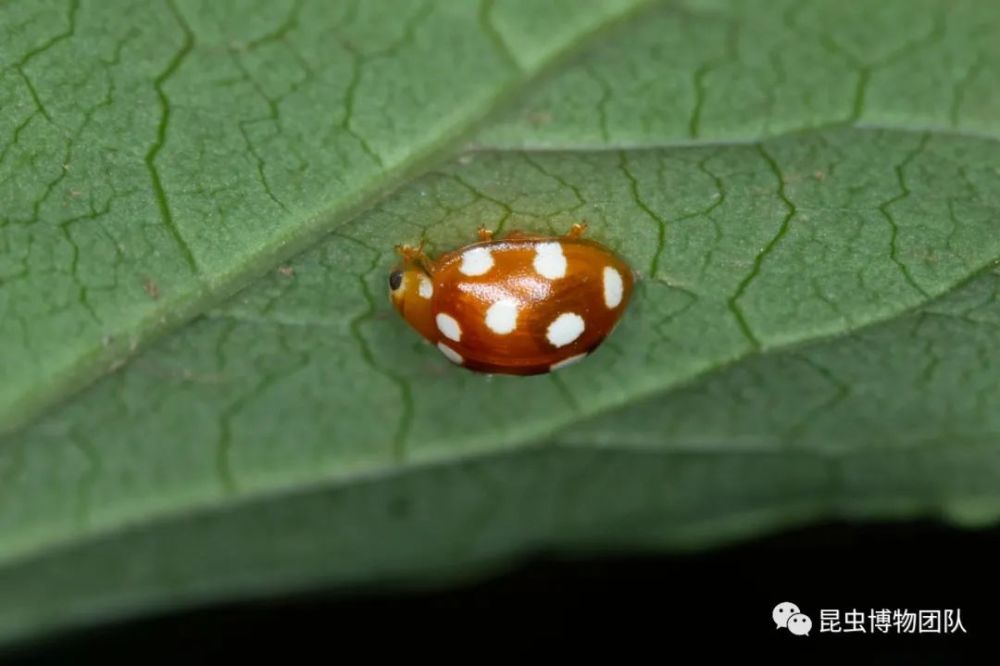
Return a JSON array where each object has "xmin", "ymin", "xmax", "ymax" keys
[
  {"xmin": 395, "ymin": 241, "xmax": 437, "ymax": 274},
  {"xmin": 477, "ymin": 226, "xmax": 494, "ymax": 242},
  {"xmin": 565, "ymin": 222, "xmax": 589, "ymax": 239}
]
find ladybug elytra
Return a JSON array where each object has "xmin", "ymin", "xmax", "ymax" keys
[{"xmin": 389, "ymin": 223, "xmax": 634, "ymax": 375}]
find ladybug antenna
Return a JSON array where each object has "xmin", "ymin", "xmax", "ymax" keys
[
  {"xmin": 565, "ymin": 221, "xmax": 588, "ymax": 240},
  {"xmin": 395, "ymin": 241, "xmax": 435, "ymax": 274}
]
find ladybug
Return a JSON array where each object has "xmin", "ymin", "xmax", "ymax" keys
[{"xmin": 388, "ymin": 223, "xmax": 634, "ymax": 375}]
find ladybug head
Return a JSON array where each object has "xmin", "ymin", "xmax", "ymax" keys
[
  {"xmin": 388, "ymin": 269, "xmax": 404, "ymax": 291},
  {"xmin": 387, "ymin": 266, "xmax": 409, "ymax": 305},
  {"xmin": 388, "ymin": 263, "xmax": 436, "ymax": 340}
]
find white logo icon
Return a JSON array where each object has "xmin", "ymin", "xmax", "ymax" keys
[
  {"xmin": 788, "ymin": 612, "xmax": 812, "ymax": 636},
  {"xmin": 773, "ymin": 601, "xmax": 812, "ymax": 637},
  {"xmin": 773, "ymin": 601, "xmax": 800, "ymax": 629}
]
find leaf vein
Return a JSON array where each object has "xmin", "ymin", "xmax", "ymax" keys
[
  {"xmin": 878, "ymin": 132, "xmax": 932, "ymax": 299},
  {"xmin": 145, "ymin": 0, "xmax": 200, "ymax": 275},
  {"xmin": 726, "ymin": 143, "xmax": 797, "ymax": 349},
  {"xmin": 618, "ymin": 150, "xmax": 667, "ymax": 277}
]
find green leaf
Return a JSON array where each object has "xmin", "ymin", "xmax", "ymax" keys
[
  {"xmin": 544, "ymin": 268, "xmax": 1000, "ymax": 550},
  {"xmin": 558, "ymin": 266, "xmax": 1000, "ymax": 460},
  {"xmin": 480, "ymin": 0, "xmax": 1000, "ymax": 147},
  {"xmin": 3, "ymin": 0, "xmax": 1000, "ymax": 648},
  {"xmin": 3, "ymin": 125, "xmax": 1000, "ymax": 643},
  {"xmin": 0, "ymin": 0, "xmax": 647, "ymax": 432}
]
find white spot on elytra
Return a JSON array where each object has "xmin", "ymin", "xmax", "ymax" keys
[
  {"xmin": 603, "ymin": 266, "xmax": 624, "ymax": 308},
  {"xmin": 485, "ymin": 298, "xmax": 519, "ymax": 334},
  {"xmin": 437, "ymin": 342, "xmax": 463, "ymax": 364},
  {"xmin": 546, "ymin": 312, "xmax": 585, "ymax": 347},
  {"xmin": 436, "ymin": 313, "xmax": 462, "ymax": 341},
  {"xmin": 533, "ymin": 242, "xmax": 566, "ymax": 279},
  {"xmin": 550, "ymin": 353, "xmax": 586, "ymax": 371},
  {"xmin": 418, "ymin": 275, "xmax": 433, "ymax": 299},
  {"xmin": 459, "ymin": 247, "xmax": 494, "ymax": 276}
]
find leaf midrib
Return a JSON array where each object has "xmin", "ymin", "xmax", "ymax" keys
[{"xmin": 469, "ymin": 122, "xmax": 1000, "ymax": 153}]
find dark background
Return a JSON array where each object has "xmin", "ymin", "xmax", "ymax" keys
[{"xmin": 5, "ymin": 520, "xmax": 994, "ymax": 663}]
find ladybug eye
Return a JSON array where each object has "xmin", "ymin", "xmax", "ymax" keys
[{"xmin": 389, "ymin": 270, "xmax": 404, "ymax": 291}]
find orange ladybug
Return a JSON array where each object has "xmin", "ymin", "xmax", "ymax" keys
[{"xmin": 388, "ymin": 223, "xmax": 634, "ymax": 375}]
